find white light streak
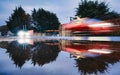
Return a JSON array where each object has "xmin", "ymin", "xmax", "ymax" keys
[{"xmin": 88, "ymin": 49, "xmax": 113, "ymax": 54}]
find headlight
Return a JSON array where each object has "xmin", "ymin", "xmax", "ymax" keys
[
  {"xmin": 17, "ymin": 31, "xmax": 25, "ymax": 38},
  {"xmin": 17, "ymin": 31, "xmax": 31, "ymax": 38}
]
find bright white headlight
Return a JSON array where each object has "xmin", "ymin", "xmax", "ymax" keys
[
  {"xmin": 18, "ymin": 31, "xmax": 26, "ymax": 38},
  {"xmin": 18, "ymin": 31, "xmax": 25, "ymax": 36},
  {"xmin": 17, "ymin": 31, "xmax": 31, "ymax": 38}
]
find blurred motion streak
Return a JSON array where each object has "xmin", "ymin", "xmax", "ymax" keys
[
  {"xmin": 60, "ymin": 40, "xmax": 120, "ymax": 59},
  {"xmin": 59, "ymin": 17, "xmax": 117, "ymax": 36}
]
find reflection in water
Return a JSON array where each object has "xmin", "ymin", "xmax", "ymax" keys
[
  {"xmin": 32, "ymin": 42, "xmax": 60, "ymax": 66},
  {"xmin": 60, "ymin": 40, "xmax": 120, "ymax": 75},
  {"xmin": 76, "ymin": 58, "xmax": 108, "ymax": 75},
  {"xmin": 75, "ymin": 51, "xmax": 120, "ymax": 75},
  {"xmin": 0, "ymin": 40, "xmax": 120, "ymax": 75},
  {"xmin": 60, "ymin": 41, "xmax": 119, "ymax": 58},
  {"xmin": 0, "ymin": 41, "xmax": 60, "ymax": 68},
  {"xmin": 6, "ymin": 41, "xmax": 32, "ymax": 68}
]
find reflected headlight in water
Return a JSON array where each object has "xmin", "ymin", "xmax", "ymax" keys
[
  {"xmin": 88, "ymin": 49, "xmax": 113, "ymax": 54},
  {"xmin": 17, "ymin": 38, "xmax": 33, "ymax": 45},
  {"xmin": 18, "ymin": 39, "xmax": 30, "ymax": 44}
]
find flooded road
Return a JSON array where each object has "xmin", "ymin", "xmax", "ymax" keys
[{"xmin": 0, "ymin": 37, "xmax": 120, "ymax": 75}]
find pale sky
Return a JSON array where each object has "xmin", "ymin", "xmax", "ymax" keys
[{"xmin": 0, "ymin": 0, "xmax": 120, "ymax": 26}]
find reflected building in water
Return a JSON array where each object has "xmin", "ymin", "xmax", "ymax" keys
[{"xmin": 0, "ymin": 40, "xmax": 120, "ymax": 75}]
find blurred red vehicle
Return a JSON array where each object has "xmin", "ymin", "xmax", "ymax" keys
[
  {"xmin": 62, "ymin": 42, "xmax": 113, "ymax": 58},
  {"xmin": 63, "ymin": 17, "xmax": 114, "ymax": 34}
]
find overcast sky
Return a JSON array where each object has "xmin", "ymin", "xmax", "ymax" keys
[{"xmin": 0, "ymin": 0, "xmax": 120, "ymax": 26}]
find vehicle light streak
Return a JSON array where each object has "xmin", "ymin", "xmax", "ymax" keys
[{"xmin": 88, "ymin": 49, "xmax": 113, "ymax": 54}]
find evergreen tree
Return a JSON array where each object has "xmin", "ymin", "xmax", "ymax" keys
[
  {"xmin": 6, "ymin": 6, "xmax": 31, "ymax": 34},
  {"xmin": 31, "ymin": 8, "xmax": 60, "ymax": 32},
  {"xmin": 76, "ymin": 0, "xmax": 120, "ymax": 20}
]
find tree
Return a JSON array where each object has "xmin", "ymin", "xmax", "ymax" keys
[
  {"xmin": 6, "ymin": 41, "xmax": 31, "ymax": 68},
  {"xmin": 32, "ymin": 42, "xmax": 60, "ymax": 66},
  {"xmin": 31, "ymin": 8, "xmax": 60, "ymax": 32},
  {"xmin": 76, "ymin": 0, "xmax": 120, "ymax": 20},
  {"xmin": 6, "ymin": 6, "xmax": 31, "ymax": 34}
]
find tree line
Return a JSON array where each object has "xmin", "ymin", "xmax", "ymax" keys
[
  {"xmin": 76, "ymin": 0, "xmax": 120, "ymax": 20},
  {"xmin": 6, "ymin": 7, "xmax": 60, "ymax": 34},
  {"xmin": 6, "ymin": 0, "xmax": 120, "ymax": 35}
]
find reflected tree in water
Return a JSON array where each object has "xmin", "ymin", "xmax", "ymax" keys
[
  {"xmin": 75, "ymin": 51, "xmax": 120, "ymax": 75},
  {"xmin": 59, "ymin": 40, "xmax": 120, "ymax": 75},
  {"xmin": 32, "ymin": 42, "xmax": 60, "ymax": 66},
  {"xmin": 0, "ymin": 41, "xmax": 60, "ymax": 68},
  {"xmin": 69, "ymin": 41, "xmax": 120, "ymax": 75},
  {"xmin": 6, "ymin": 41, "xmax": 32, "ymax": 68},
  {"xmin": 76, "ymin": 58, "xmax": 108, "ymax": 75},
  {"xmin": 96, "ymin": 52, "xmax": 120, "ymax": 65},
  {"xmin": 0, "ymin": 41, "xmax": 9, "ymax": 48},
  {"xmin": 0, "ymin": 40, "xmax": 120, "ymax": 75}
]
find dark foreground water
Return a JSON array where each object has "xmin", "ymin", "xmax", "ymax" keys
[{"xmin": 0, "ymin": 39, "xmax": 120, "ymax": 75}]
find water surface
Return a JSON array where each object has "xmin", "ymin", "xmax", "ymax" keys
[{"xmin": 0, "ymin": 38, "xmax": 120, "ymax": 75}]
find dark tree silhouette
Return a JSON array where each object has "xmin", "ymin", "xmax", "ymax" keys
[
  {"xmin": 76, "ymin": 58, "xmax": 108, "ymax": 75},
  {"xmin": 6, "ymin": 6, "xmax": 31, "ymax": 34},
  {"xmin": 32, "ymin": 42, "xmax": 60, "ymax": 66},
  {"xmin": 74, "ymin": 41, "xmax": 120, "ymax": 75},
  {"xmin": 75, "ymin": 51, "xmax": 120, "ymax": 75},
  {"xmin": 76, "ymin": 0, "xmax": 120, "ymax": 20},
  {"xmin": 31, "ymin": 8, "xmax": 60, "ymax": 32},
  {"xmin": 6, "ymin": 41, "xmax": 31, "ymax": 68},
  {"xmin": 0, "ymin": 41, "xmax": 9, "ymax": 48},
  {"xmin": 1, "ymin": 41, "xmax": 60, "ymax": 68}
]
